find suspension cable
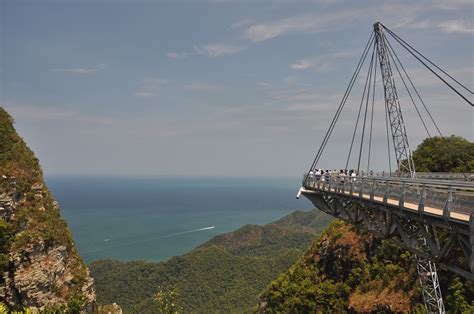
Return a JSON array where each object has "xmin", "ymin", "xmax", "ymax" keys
[
  {"xmin": 306, "ymin": 32, "xmax": 375, "ymax": 176},
  {"xmin": 385, "ymin": 37, "xmax": 432, "ymax": 138},
  {"xmin": 367, "ymin": 50, "xmax": 377, "ymax": 173},
  {"xmin": 311, "ymin": 33, "xmax": 375, "ymax": 169},
  {"xmin": 345, "ymin": 39, "xmax": 375, "ymax": 169},
  {"xmin": 384, "ymin": 26, "xmax": 470, "ymax": 180},
  {"xmin": 357, "ymin": 44, "xmax": 376, "ymax": 173},
  {"xmin": 345, "ymin": 82, "xmax": 365, "ymax": 170},
  {"xmin": 384, "ymin": 38, "xmax": 444, "ymax": 137},
  {"xmin": 382, "ymin": 25, "xmax": 473, "ymax": 106},
  {"xmin": 382, "ymin": 24, "xmax": 473, "ymax": 95}
]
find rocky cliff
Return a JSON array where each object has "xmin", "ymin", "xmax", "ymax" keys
[{"xmin": 0, "ymin": 107, "xmax": 95, "ymax": 311}]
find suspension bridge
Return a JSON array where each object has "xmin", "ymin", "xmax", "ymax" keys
[{"xmin": 297, "ymin": 22, "xmax": 473, "ymax": 314}]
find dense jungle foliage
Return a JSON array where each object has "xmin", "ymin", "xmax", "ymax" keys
[
  {"xmin": 258, "ymin": 220, "xmax": 474, "ymax": 313},
  {"xmin": 90, "ymin": 210, "xmax": 333, "ymax": 313}
]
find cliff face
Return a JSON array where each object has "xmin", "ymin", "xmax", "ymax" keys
[{"xmin": 0, "ymin": 107, "xmax": 95, "ymax": 311}]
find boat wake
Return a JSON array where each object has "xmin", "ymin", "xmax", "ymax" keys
[{"xmin": 85, "ymin": 226, "xmax": 216, "ymax": 255}]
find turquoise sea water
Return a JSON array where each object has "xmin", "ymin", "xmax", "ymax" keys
[{"xmin": 46, "ymin": 176, "xmax": 313, "ymax": 263}]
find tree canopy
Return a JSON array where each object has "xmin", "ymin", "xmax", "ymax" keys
[{"xmin": 411, "ymin": 135, "xmax": 474, "ymax": 173}]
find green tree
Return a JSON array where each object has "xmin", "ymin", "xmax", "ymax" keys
[
  {"xmin": 154, "ymin": 286, "xmax": 183, "ymax": 314},
  {"xmin": 410, "ymin": 135, "xmax": 474, "ymax": 172},
  {"xmin": 0, "ymin": 302, "xmax": 7, "ymax": 314},
  {"xmin": 445, "ymin": 276, "xmax": 474, "ymax": 314}
]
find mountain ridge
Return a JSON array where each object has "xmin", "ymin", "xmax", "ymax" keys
[{"xmin": 90, "ymin": 208, "xmax": 332, "ymax": 313}]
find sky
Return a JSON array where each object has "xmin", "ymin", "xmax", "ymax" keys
[{"xmin": 1, "ymin": 0, "xmax": 473, "ymax": 177}]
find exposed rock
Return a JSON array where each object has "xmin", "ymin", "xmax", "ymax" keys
[
  {"xmin": 3, "ymin": 242, "xmax": 95, "ymax": 309},
  {"xmin": 0, "ymin": 107, "xmax": 96, "ymax": 311}
]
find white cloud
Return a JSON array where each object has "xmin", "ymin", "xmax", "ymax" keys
[
  {"xmin": 166, "ymin": 52, "xmax": 188, "ymax": 59},
  {"xmin": 134, "ymin": 78, "xmax": 168, "ymax": 98},
  {"xmin": 284, "ymin": 75, "xmax": 298, "ymax": 85},
  {"xmin": 243, "ymin": 11, "xmax": 358, "ymax": 42},
  {"xmin": 291, "ymin": 51, "xmax": 355, "ymax": 71},
  {"xmin": 438, "ymin": 19, "xmax": 474, "ymax": 34},
  {"xmin": 241, "ymin": 3, "xmax": 461, "ymax": 43},
  {"xmin": 231, "ymin": 17, "xmax": 254, "ymax": 29},
  {"xmin": 185, "ymin": 82, "xmax": 221, "ymax": 92},
  {"xmin": 51, "ymin": 64, "xmax": 106, "ymax": 75},
  {"xmin": 434, "ymin": 0, "xmax": 474, "ymax": 10},
  {"xmin": 257, "ymin": 82, "xmax": 272, "ymax": 88},
  {"xmin": 393, "ymin": 17, "xmax": 432, "ymax": 30},
  {"xmin": 194, "ymin": 43, "xmax": 246, "ymax": 57},
  {"xmin": 291, "ymin": 59, "xmax": 314, "ymax": 70}
]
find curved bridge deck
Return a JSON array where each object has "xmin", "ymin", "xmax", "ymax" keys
[{"xmin": 300, "ymin": 175, "xmax": 474, "ymax": 281}]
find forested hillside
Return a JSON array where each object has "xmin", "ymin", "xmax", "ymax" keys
[
  {"xmin": 258, "ymin": 220, "xmax": 474, "ymax": 313},
  {"xmin": 90, "ymin": 209, "xmax": 332, "ymax": 313}
]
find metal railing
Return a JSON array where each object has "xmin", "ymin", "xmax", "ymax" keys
[
  {"xmin": 365, "ymin": 172, "xmax": 473, "ymax": 181},
  {"xmin": 302, "ymin": 173, "xmax": 474, "ymax": 221}
]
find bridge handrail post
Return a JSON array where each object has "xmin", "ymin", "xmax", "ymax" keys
[
  {"xmin": 350, "ymin": 177, "xmax": 354, "ymax": 196},
  {"xmin": 370, "ymin": 179, "xmax": 375, "ymax": 201},
  {"xmin": 470, "ymin": 212, "xmax": 474, "ymax": 275},
  {"xmin": 419, "ymin": 184, "xmax": 426, "ymax": 213},
  {"xmin": 400, "ymin": 182, "xmax": 406, "ymax": 209},
  {"xmin": 359, "ymin": 178, "xmax": 364, "ymax": 198},
  {"xmin": 342, "ymin": 176, "xmax": 347, "ymax": 194},
  {"xmin": 383, "ymin": 180, "xmax": 389, "ymax": 203},
  {"xmin": 443, "ymin": 186, "xmax": 453, "ymax": 219}
]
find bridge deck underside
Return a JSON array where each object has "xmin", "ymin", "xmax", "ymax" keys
[{"xmin": 301, "ymin": 180, "xmax": 474, "ymax": 282}]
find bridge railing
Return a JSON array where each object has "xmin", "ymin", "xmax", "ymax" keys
[
  {"xmin": 364, "ymin": 172, "xmax": 474, "ymax": 181},
  {"xmin": 302, "ymin": 174, "xmax": 474, "ymax": 220}
]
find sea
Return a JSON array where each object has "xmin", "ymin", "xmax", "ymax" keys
[{"xmin": 45, "ymin": 176, "xmax": 314, "ymax": 263}]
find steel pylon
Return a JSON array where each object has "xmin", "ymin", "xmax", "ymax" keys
[{"xmin": 373, "ymin": 21, "xmax": 445, "ymax": 314}]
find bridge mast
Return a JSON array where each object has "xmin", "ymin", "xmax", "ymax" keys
[
  {"xmin": 373, "ymin": 22, "xmax": 445, "ymax": 314},
  {"xmin": 373, "ymin": 22, "xmax": 416, "ymax": 178}
]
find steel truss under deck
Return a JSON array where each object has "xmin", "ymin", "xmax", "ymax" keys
[{"xmin": 301, "ymin": 187, "xmax": 473, "ymax": 282}]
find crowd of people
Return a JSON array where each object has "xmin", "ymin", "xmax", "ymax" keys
[{"xmin": 306, "ymin": 169, "xmax": 379, "ymax": 182}]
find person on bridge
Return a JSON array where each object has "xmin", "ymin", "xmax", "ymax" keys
[
  {"xmin": 339, "ymin": 169, "xmax": 346, "ymax": 184},
  {"xmin": 315, "ymin": 169, "xmax": 321, "ymax": 181}
]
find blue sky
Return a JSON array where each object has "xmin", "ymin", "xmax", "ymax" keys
[{"xmin": 1, "ymin": 0, "xmax": 473, "ymax": 176}]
